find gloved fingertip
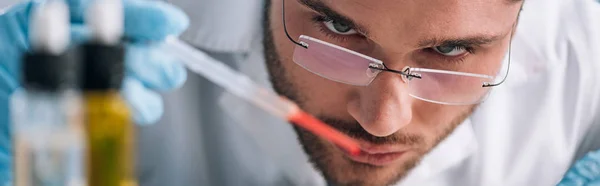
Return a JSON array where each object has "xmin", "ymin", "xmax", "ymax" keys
[
  {"xmin": 153, "ymin": 1, "xmax": 190, "ymax": 36},
  {"xmin": 124, "ymin": 0, "xmax": 190, "ymax": 41},
  {"xmin": 122, "ymin": 77, "xmax": 164, "ymax": 125},
  {"xmin": 164, "ymin": 56, "xmax": 187, "ymax": 90},
  {"xmin": 126, "ymin": 44, "xmax": 187, "ymax": 91}
]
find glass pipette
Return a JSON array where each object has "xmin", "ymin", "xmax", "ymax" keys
[{"xmin": 162, "ymin": 37, "xmax": 360, "ymax": 155}]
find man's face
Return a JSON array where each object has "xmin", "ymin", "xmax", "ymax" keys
[{"xmin": 263, "ymin": 0, "xmax": 522, "ymax": 185}]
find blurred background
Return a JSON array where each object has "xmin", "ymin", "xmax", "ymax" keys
[
  {"xmin": 1, "ymin": 0, "xmax": 208, "ymax": 185},
  {"xmin": 1, "ymin": 0, "xmax": 302, "ymax": 185}
]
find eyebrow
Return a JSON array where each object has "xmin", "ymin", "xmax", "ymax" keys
[
  {"xmin": 298, "ymin": 0, "xmax": 512, "ymax": 48},
  {"xmin": 417, "ymin": 33, "xmax": 507, "ymax": 48},
  {"xmin": 297, "ymin": 0, "xmax": 370, "ymax": 35}
]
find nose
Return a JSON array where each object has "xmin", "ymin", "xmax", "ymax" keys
[{"xmin": 347, "ymin": 72, "xmax": 413, "ymax": 137}]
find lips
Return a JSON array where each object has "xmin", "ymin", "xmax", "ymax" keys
[{"xmin": 337, "ymin": 142, "xmax": 409, "ymax": 166}]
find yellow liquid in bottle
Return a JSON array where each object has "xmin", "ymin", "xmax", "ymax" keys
[{"xmin": 85, "ymin": 91, "xmax": 136, "ymax": 186}]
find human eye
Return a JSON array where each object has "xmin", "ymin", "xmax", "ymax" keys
[
  {"xmin": 322, "ymin": 18, "xmax": 357, "ymax": 35},
  {"xmin": 311, "ymin": 15, "xmax": 360, "ymax": 42},
  {"xmin": 432, "ymin": 45, "xmax": 469, "ymax": 57},
  {"xmin": 421, "ymin": 44, "xmax": 476, "ymax": 66}
]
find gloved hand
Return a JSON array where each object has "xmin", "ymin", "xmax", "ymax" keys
[
  {"xmin": 0, "ymin": 0, "xmax": 189, "ymax": 182},
  {"xmin": 557, "ymin": 150, "xmax": 600, "ymax": 186}
]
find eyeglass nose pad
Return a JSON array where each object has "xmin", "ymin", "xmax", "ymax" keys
[
  {"xmin": 366, "ymin": 68, "xmax": 380, "ymax": 78},
  {"xmin": 367, "ymin": 63, "xmax": 383, "ymax": 78},
  {"xmin": 401, "ymin": 66, "xmax": 411, "ymax": 83}
]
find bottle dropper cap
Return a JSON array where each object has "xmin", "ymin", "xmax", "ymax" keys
[
  {"xmin": 81, "ymin": 44, "xmax": 125, "ymax": 90},
  {"xmin": 82, "ymin": 0, "xmax": 125, "ymax": 90},
  {"xmin": 23, "ymin": 1, "xmax": 79, "ymax": 91}
]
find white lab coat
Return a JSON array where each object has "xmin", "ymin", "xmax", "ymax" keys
[{"xmin": 140, "ymin": 0, "xmax": 600, "ymax": 185}]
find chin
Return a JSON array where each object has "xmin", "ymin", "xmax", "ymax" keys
[
  {"xmin": 297, "ymin": 130, "xmax": 425, "ymax": 186},
  {"xmin": 329, "ymin": 148, "xmax": 422, "ymax": 186}
]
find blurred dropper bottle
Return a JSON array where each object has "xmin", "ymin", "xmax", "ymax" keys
[
  {"xmin": 10, "ymin": 1, "xmax": 86, "ymax": 185},
  {"xmin": 82, "ymin": 0, "xmax": 136, "ymax": 185}
]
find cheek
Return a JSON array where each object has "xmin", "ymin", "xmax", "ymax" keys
[
  {"xmin": 411, "ymin": 102, "xmax": 472, "ymax": 141},
  {"xmin": 285, "ymin": 57, "xmax": 353, "ymax": 115}
]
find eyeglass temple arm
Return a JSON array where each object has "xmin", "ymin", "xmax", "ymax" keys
[
  {"xmin": 482, "ymin": 2, "xmax": 524, "ymax": 88},
  {"xmin": 482, "ymin": 41, "xmax": 512, "ymax": 88},
  {"xmin": 282, "ymin": 0, "xmax": 308, "ymax": 48}
]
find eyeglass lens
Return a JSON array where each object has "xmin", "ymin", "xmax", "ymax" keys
[
  {"xmin": 292, "ymin": 35, "xmax": 494, "ymax": 105},
  {"xmin": 293, "ymin": 35, "xmax": 382, "ymax": 86}
]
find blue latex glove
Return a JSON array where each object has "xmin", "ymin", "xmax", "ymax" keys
[
  {"xmin": 558, "ymin": 150, "xmax": 600, "ymax": 186},
  {"xmin": 0, "ymin": 0, "xmax": 189, "ymax": 182}
]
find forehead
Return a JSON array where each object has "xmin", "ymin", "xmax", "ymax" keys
[{"xmin": 317, "ymin": 0, "xmax": 521, "ymax": 45}]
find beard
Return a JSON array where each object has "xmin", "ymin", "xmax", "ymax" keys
[{"xmin": 261, "ymin": 1, "xmax": 476, "ymax": 185}]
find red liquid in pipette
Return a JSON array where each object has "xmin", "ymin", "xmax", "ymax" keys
[{"xmin": 287, "ymin": 110, "xmax": 361, "ymax": 156}]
